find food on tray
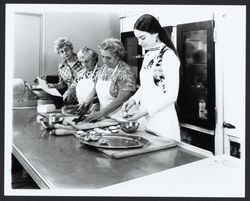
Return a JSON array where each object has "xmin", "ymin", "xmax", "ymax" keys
[
  {"xmin": 76, "ymin": 130, "xmax": 85, "ymax": 135},
  {"xmin": 99, "ymin": 138, "xmax": 107, "ymax": 145},
  {"xmin": 89, "ymin": 134, "xmax": 100, "ymax": 141},
  {"xmin": 82, "ymin": 133, "xmax": 101, "ymax": 142},
  {"xmin": 108, "ymin": 125, "xmax": 118, "ymax": 130},
  {"xmin": 102, "ymin": 130, "xmax": 112, "ymax": 134},
  {"xmin": 74, "ymin": 130, "xmax": 87, "ymax": 138},
  {"xmin": 83, "ymin": 135, "xmax": 91, "ymax": 141},
  {"xmin": 110, "ymin": 129, "xmax": 119, "ymax": 133},
  {"xmin": 93, "ymin": 128, "xmax": 104, "ymax": 132},
  {"xmin": 89, "ymin": 130, "xmax": 97, "ymax": 135}
]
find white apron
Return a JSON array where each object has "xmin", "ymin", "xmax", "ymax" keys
[
  {"xmin": 95, "ymin": 64, "xmax": 123, "ymax": 120},
  {"xmin": 138, "ymin": 67, "xmax": 180, "ymax": 141},
  {"xmin": 75, "ymin": 69, "xmax": 96, "ymax": 104}
]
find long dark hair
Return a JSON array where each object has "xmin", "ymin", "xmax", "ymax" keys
[{"xmin": 134, "ymin": 14, "xmax": 178, "ymax": 56}]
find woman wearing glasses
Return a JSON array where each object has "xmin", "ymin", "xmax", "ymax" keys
[
  {"xmin": 48, "ymin": 37, "xmax": 84, "ymax": 104},
  {"xmin": 78, "ymin": 38, "xmax": 137, "ymax": 122}
]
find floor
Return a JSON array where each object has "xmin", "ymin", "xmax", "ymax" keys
[{"xmin": 12, "ymin": 155, "xmax": 39, "ymax": 189}]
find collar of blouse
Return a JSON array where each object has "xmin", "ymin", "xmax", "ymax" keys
[
  {"xmin": 60, "ymin": 53, "xmax": 78, "ymax": 67},
  {"xmin": 148, "ymin": 42, "xmax": 165, "ymax": 52},
  {"xmin": 100, "ymin": 60, "xmax": 122, "ymax": 80}
]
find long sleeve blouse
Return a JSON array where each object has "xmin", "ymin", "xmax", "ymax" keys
[{"xmin": 133, "ymin": 44, "xmax": 180, "ymax": 116}]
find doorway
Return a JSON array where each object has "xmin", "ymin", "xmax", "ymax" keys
[{"xmin": 14, "ymin": 13, "xmax": 44, "ymax": 84}]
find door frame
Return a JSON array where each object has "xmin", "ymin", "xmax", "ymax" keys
[{"xmin": 15, "ymin": 12, "xmax": 45, "ymax": 76}]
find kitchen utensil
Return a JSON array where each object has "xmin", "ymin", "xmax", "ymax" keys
[
  {"xmin": 120, "ymin": 121, "xmax": 140, "ymax": 133},
  {"xmin": 79, "ymin": 134, "xmax": 149, "ymax": 149},
  {"xmin": 74, "ymin": 102, "xmax": 93, "ymax": 124},
  {"xmin": 40, "ymin": 119, "xmax": 53, "ymax": 130},
  {"xmin": 48, "ymin": 113, "xmax": 64, "ymax": 124},
  {"xmin": 96, "ymin": 131, "xmax": 177, "ymax": 159},
  {"xmin": 40, "ymin": 114, "xmax": 64, "ymax": 130},
  {"xmin": 13, "ymin": 79, "xmax": 37, "ymax": 107}
]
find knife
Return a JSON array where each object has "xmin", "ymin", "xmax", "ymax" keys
[{"xmin": 74, "ymin": 102, "xmax": 93, "ymax": 125}]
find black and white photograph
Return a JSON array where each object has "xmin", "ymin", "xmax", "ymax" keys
[{"xmin": 4, "ymin": 3, "xmax": 246, "ymax": 198}]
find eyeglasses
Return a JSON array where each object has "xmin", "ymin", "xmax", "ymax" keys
[{"xmin": 58, "ymin": 47, "xmax": 70, "ymax": 54}]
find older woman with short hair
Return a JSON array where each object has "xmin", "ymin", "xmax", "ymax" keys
[
  {"xmin": 78, "ymin": 38, "xmax": 137, "ymax": 122},
  {"xmin": 73, "ymin": 47, "xmax": 101, "ymax": 104},
  {"xmin": 48, "ymin": 37, "xmax": 84, "ymax": 104}
]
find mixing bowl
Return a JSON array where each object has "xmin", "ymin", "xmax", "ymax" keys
[
  {"xmin": 41, "ymin": 114, "xmax": 64, "ymax": 130},
  {"xmin": 48, "ymin": 113, "xmax": 64, "ymax": 124},
  {"xmin": 120, "ymin": 121, "xmax": 139, "ymax": 133}
]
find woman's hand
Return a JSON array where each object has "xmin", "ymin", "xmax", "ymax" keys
[
  {"xmin": 63, "ymin": 87, "xmax": 75, "ymax": 103},
  {"xmin": 122, "ymin": 99, "xmax": 148, "ymax": 121},
  {"xmin": 84, "ymin": 111, "xmax": 104, "ymax": 123},
  {"xmin": 122, "ymin": 98, "xmax": 136, "ymax": 115},
  {"xmin": 77, "ymin": 102, "xmax": 87, "ymax": 114}
]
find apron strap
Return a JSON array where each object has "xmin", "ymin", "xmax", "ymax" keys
[{"xmin": 99, "ymin": 61, "xmax": 120, "ymax": 78}]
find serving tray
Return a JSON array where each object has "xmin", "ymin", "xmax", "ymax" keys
[{"xmin": 79, "ymin": 134, "xmax": 149, "ymax": 149}]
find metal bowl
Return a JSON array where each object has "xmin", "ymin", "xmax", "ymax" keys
[
  {"xmin": 40, "ymin": 119, "xmax": 54, "ymax": 130},
  {"xmin": 120, "ymin": 121, "xmax": 139, "ymax": 133},
  {"xmin": 48, "ymin": 113, "xmax": 64, "ymax": 124},
  {"xmin": 41, "ymin": 114, "xmax": 64, "ymax": 130}
]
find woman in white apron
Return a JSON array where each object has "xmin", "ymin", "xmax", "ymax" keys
[
  {"xmin": 74, "ymin": 47, "xmax": 100, "ymax": 107},
  {"xmin": 82, "ymin": 38, "xmax": 137, "ymax": 122},
  {"xmin": 122, "ymin": 14, "xmax": 181, "ymax": 141}
]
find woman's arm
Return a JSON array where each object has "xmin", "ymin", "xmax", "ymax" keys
[
  {"xmin": 47, "ymin": 80, "xmax": 67, "ymax": 89},
  {"xmin": 84, "ymin": 90, "xmax": 132, "ymax": 122},
  {"xmin": 99, "ymin": 90, "xmax": 133, "ymax": 117},
  {"xmin": 48, "ymin": 65, "xmax": 68, "ymax": 89}
]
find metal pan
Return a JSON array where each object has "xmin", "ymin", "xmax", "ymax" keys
[{"xmin": 79, "ymin": 134, "xmax": 149, "ymax": 149}]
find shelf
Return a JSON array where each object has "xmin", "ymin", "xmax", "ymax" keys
[{"xmin": 180, "ymin": 123, "xmax": 214, "ymax": 135}]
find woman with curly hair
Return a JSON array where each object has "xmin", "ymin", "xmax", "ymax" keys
[
  {"xmin": 48, "ymin": 37, "xmax": 84, "ymax": 104},
  {"xmin": 78, "ymin": 38, "xmax": 137, "ymax": 122}
]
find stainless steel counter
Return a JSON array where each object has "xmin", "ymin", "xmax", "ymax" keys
[{"xmin": 12, "ymin": 108, "xmax": 207, "ymax": 189}]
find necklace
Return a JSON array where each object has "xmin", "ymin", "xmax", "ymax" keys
[{"xmin": 149, "ymin": 42, "xmax": 163, "ymax": 51}]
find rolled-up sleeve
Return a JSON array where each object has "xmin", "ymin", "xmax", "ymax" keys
[{"xmin": 117, "ymin": 67, "xmax": 137, "ymax": 92}]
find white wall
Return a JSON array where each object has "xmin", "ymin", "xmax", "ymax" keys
[
  {"xmin": 43, "ymin": 12, "xmax": 120, "ymax": 75},
  {"xmin": 120, "ymin": 5, "xmax": 215, "ymax": 32},
  {"xmin": 13, "ymin": 13, "xmax": 42, "ymax": 84}
]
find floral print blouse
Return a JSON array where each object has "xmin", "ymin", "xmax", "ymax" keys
[
  {"xmin": 71, "ymin": 65, "xmax": 101, "ymax": 87},
  {"xmin": 96, "ymin": 61, "xmax": 137, "ymax": 98},
  {"xmin": 58, "ymin": 54, "xmax": 83, "ymax": 88}
]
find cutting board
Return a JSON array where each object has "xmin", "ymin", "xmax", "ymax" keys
[
  {"xmin": 95, "ymin": 130, "xmax": 177, "ymax": 159},
  {"xmin": 64, "ymin": 116, "xmax": 119, "ymax": 130}
]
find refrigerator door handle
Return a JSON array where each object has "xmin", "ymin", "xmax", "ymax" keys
[{"xmin": 223, "ymin": 122, "xmax": 236, "ymax": 129}]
